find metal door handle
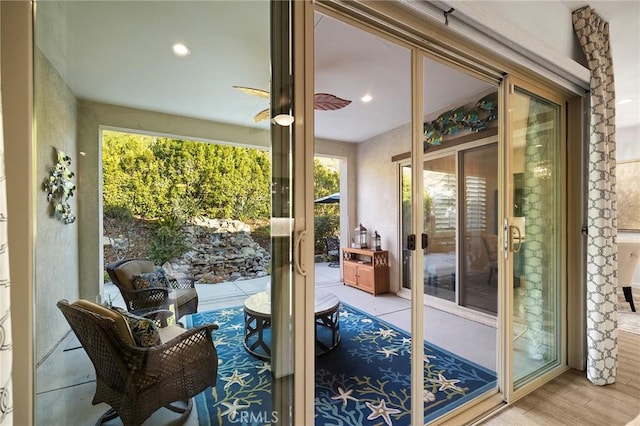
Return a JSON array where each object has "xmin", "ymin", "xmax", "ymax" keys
[
  {"xmin": 509, "ymin": 225, "xmax": 523, "ymax": 253},
  {"xmin": 294, "ymin": 230, "xmax": 307, "ymax": 276}
]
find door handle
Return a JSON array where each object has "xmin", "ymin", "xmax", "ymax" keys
[
  {"xmin": 407, "ymin": 234, "xmax": 416, "ymax": 251},
  {"xmin": 503, "ymin": 218, "xmax": 509, "ymax": 259},
  {"xmin": 509, "ymin": 225, "xmax": 523, "ymax": 253},
  {"xmin": 294, "ymin": 230, "xmax": 307, "ymax": 276}
]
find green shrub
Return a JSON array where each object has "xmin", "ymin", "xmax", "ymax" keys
[
  {"xmin": 104, "ymin": 205, "xmax": 133, "ymax": 221},
  {"xmin": 150, "ymin": 215, "xmax": 188, "ymax": 265},
  {"xmin": 314, "ymin": 214, "xmax": 339, "ymax": 254}
]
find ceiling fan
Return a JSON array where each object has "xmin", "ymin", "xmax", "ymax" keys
[{"xmin": 233, "ymin": 86, "xmax": 352, "ymax": 123}]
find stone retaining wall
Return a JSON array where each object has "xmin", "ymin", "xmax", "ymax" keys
[{"xmin": 164, "ymin": 218, "xmax": 271, "ymax": 283}]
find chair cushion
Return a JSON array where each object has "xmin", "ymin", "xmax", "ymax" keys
[
  {"xmin": 175, "ymin": 288, "xmax": 197, "ymax": 307},
  {"xmin": 73, "ymin": 300, "xmax": 135, "ymax": 346},
  {"xmin": 113, "ymin": 307, "xmax": 161, "ymax": 347},
  {"xmin": 158, "ymin": 324, "xmax": 187, "ymax": 344},
  {"xmin": 131, "ymin": 268, "xmax": 170, "ymax": 290},
  {"xmin": 112, "ymin": 259, "xmax": 157, "ymax": 291}
]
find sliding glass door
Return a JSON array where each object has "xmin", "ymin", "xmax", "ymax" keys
[
  {"xmin": 33, "ymin": 1, "xmax": 304, "ymax": 424},
  {"xmin": 313, "ymin": 10, "xmax": 417, "ymax": 424},
  {"xmin": 409, "ymin": 53, "xmax": 501, "ymax": 424},
  {"xmin": 506, "ymin": 80, "xmax": 566, "ymax": 393}
]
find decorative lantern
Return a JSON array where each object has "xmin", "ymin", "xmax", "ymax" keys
[
  {"xmin": 355, "ymin": 223, "xmax": 368, "ymax": 248},
  {"xmin": 374, "ymin": 231, "xmax": 381, "ymax": 251}
]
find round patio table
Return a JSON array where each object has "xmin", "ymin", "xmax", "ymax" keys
[{"xmin": 243, "ymin": 290, "xmax": 340, "ymax": 360}]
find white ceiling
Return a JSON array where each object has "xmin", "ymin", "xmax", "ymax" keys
[{"xmin": 35, "ymin": 1, "xmax": 638, "ymax": 144}]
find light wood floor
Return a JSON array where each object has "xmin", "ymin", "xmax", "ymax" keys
[{"xmin": 482, "ymin": 330, "xmax": 640, "ymax": 425}]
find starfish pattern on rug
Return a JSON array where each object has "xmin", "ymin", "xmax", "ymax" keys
[
  {"xmin": 331, "ymin": 387, "xmax": 358, "ymax": 407},
  {"xmin": 376, "ymin": 328, "xmax": 397, "ymax": 339},
  {"xmin": 213, "ymin": 336, "xmax": 227, "ymax": 347},
  {"xmin": 365, "ymin": 398, "xmax": 402, "ymax": 426},
  {"xmin": 429, "ymin": 373, "xmax": 462, "ymax": 392},
  {"xmin": 186, "ymin": 303, "xmax": 497, "ymax": 425},
  {"xmin": 219, "ymin": 398, "xmax": 249, "ymax": 421},
  {"xmin": 423, "ymin": 354, "xmax": 437, "ymax": 364},
  {"xmin": 255, "ymin": 361, "xmax": 271, "ymax": 374},
  {"xmin": 222, "ymin": 369, "xmax": 250, "ymax": 391},
  {"xmin": 377, "ymin": 346, "xmax": 400, "ymax": 358}
]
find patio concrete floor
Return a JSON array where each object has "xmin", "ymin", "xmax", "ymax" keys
[{"xmin": 36, "ymin": 262, "xmax": 497, "ymax": 425}]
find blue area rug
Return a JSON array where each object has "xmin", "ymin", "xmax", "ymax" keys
[{"xmin": 186, "ymin": 303, "xmax": 496, "ymax": 425}]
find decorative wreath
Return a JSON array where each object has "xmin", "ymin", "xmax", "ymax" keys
[{"xmin": 43, "ymin": 149, "xmax": 76, "ymax": 224}]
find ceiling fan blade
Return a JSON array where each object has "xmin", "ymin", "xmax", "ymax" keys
[
  {"xmin": 313, "ymin": 93, "xmax": 352, "ymax": 111},
  {"xmin": 253, "ymin": 108, "xmax": 270, "ymax": 123},
  {"xmin": 233, "ymin": 86, "xmax": 270, "ymax": 99}
]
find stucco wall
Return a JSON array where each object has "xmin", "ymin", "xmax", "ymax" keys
[
  {"xmin": 34, "ymin": 48, "xmax": 79, "ymax": 362},
  {"xmin": 356, "ymin": 124, "xmax": 412, "ymax": 291}
]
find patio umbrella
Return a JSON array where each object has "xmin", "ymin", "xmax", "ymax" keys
[{"xmin": 314, "ymin": 192, "xmax": 340, "ymax": 204}]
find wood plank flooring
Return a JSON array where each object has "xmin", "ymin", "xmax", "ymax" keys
[{"xmin": 481, "ymin": 330, "xmax": 640, "ymax": 425}]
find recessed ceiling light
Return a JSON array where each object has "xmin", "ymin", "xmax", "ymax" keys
[
  {"xmin": 171, "ymin": 43, "xmax": 191, "ymax": 57},
  {"xmin": 361, "ymin": 94, "xmax": 373, "ymax": 103},
  {"xmin": 617, "ymin": 98, "xmax": 633, "ymax": 105}
]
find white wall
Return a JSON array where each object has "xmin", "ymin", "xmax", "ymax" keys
[
  {"xmin": 458, "ymin": 1, "xmax": 586, "ymax": 66},
  {"xmin": 617, "ymin": 125, "xmax": 640, "ymax": 162},
  {"xmin": 618, "ymin": 125, "xmax": 640, "ymax": 284}
]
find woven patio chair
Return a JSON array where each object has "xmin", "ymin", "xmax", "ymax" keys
[
  {"xmin": 325, "ymin": 235, "xmax": 340, "ymax": 267},
  {"xmin": 57, "ymin": 299, "xmax": 218, "ymax": 426},
  {"xmin": 106, "ymin": 258, "xmax": 198, "ymax": 318}
]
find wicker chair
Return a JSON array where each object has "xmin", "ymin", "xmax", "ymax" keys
[
  {"xmin": 325, "ymin": 235, "xmax": 340, "ymax": 267},
  {"xmin": 106, "ymin": 258, "xmax": 199, "ymax": 318},
  {"xmin": 57, "ymin": 299, "xmax": 218, "ymax": 426}
]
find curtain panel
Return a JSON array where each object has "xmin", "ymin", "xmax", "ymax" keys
[
  {"xmin": 572, "ymin": 6, "xmax": 618, "ymax": 386},
  {"xmin": 0, "ymin": 73, "xmax": 14, "ymax": 422}
]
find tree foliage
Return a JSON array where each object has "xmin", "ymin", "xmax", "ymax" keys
[
  {"xmin": 103, "ymin": 132, "xmax": 344, "ymax": 259},
  {"xmin": 102, "ymin": 131, "xmax": 272, "ymax": 221},
  {"xmin": 401, "ymin": 166, "xmax": 434, "ymax": 244},
  {"xmin": 313, "ymin": 158, "xmax": 340, "ymax": 254}
]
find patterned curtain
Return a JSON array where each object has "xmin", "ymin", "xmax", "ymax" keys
[
  {"xmin": 572, "ymin": 6, "xmax": 618, "ymax": 386},
  {"xmin": 0, "ymin": 73, "xmax": 14, "ymax": 421}
]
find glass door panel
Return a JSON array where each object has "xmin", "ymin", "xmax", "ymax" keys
[
  {"xmin": 420, "ymin": 54, "xmax": 499, "ymax": 423},
  {"xmin": 314, "ymin": 11, "xmax": 415, "ymax": 424},
  {"xmin": 401, "ymin": 165, "xmax": 413, "ymax": 290},
  {"xmin": 424, "ymin": 155, "xmax": 457, "ymax": 303},
  {"xmin": 34, "ymin": 1, "xmax": 301, "ymax": 424},
  {"xmin": 460, "ymin": 144, "xmax": 499, "ymax": 314},
  {"xmin": 509, "ymin": 88, "xmax": 562, "ymax": 389}
]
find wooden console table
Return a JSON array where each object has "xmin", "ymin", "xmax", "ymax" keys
[{"xmin": 342, "ymin": 248, "xmax": 389, "ymax": 296}]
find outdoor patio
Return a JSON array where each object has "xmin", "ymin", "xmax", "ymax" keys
[{"xmin": 36, "ymin": 262, "xmax": 497, "ymax": 425}]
